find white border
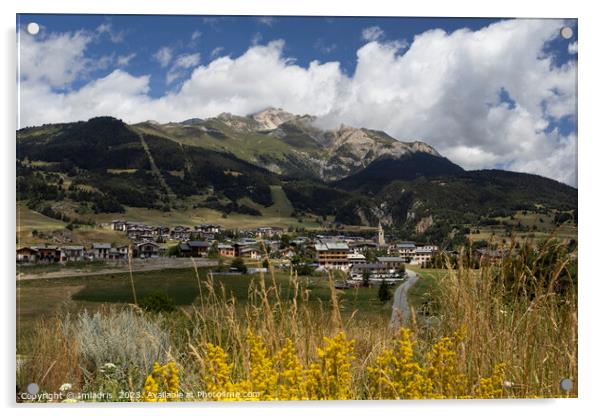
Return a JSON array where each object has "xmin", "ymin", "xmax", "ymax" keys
[{"xmin": 2, "ymin": 1, "xmax": 600, "ymax": 415}]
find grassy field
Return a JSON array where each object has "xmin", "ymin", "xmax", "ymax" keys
[
  {"xmin": 407, "ymin": 267, "xmax": 445, "ymax": 314},
  {"xmin": 16, "ymin": 266, "xmax": 395, "ymax": 353},
  {"xmin": 466, "ymin": 211, "xmax": 577, "ymax": 245}
]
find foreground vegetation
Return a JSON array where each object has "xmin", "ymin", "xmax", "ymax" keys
[{"xmin": 17, "ymin": 238, "xmax": 577, "ymax": 401}]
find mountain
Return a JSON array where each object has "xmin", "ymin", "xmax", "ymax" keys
[
  {"xmin": 336, "ymin": 153, "xmax": 465, "ymax": 193},
  {"xmin": 16, "ymin": 114, "xmax": 577, "ymax": 243},
  {"xmin": 131, "ymin": 108, "xmax": 441, "ymax": 181}
]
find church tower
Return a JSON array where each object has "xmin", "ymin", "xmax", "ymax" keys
[{"xmin": 377, "ymin": 221, "xmax": 386, "ymax": 247}]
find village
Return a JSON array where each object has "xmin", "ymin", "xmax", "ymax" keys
[{"xmin": 16, "ymin": 219, "xmax": 440, "ymax": 284}]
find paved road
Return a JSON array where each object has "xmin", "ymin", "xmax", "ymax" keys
[
  {"xmin": 17, "ymin": 257, "xmax": 218, "ymax": 281},
  {"xmin": 390, "ymin": 269, "xmax": 419, "ymax": 328}
]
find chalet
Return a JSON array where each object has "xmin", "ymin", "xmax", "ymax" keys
[
  {"xmin": 349, "ymin": 263, "xmax": 402, "ymax": 280},
  {"xmin": 16, "ymin": 247, "xmax": 38, "ymax": 263},
  {"xmin": 218, "ymin": 244, "xmax": 235, "ymax": 258},
  {"xmin": 377, "ymin": 256, "xmax": 407, "ymax": 269},
  {"xmin": 108, "ymin": 245, "xmax": 129, "ymax": 260},
  {"xmin": 393, "ymin": 242, "xmax": 417, "ymax": 261},
  {"xmin": 31, "ymin": 245, "xmax": 61, "ymax": 263},
  {"xmin": 412, "ymin": 247, "xmax": 435, "ymax": 265},
  {"xmin": 233, "ymin": 239, "xmax": 258, "ymax": 257},
  {"xmin": 152, "ymin": 226, "xmax": 171, "ymax": 240},
  {"xmin": 312, "ymin": 240, "xmax": 350, "ymax": 270},
  {"xmin": 135, "ymin": 241, "xmax": 161, "ymax": 258},
  {"xmin": 91, "ymin": 243, "xmax": 112, "ymax": 260},
  {"xmin": 348, "ymin": 239, "xmax": 378, "ymax": 252},
  {"xmin": 61, "ymin": 245, "xmax": 85, "ymax": 262},
  {"xmin": 187, "ymin": 240, "xmax": 212, "ymax": 257},
  {"xmin": 111, "ymin": 220, "xmax": 128, "ymax": 231},
  {"xmin": 171, "ymin": 226, "xmax": 191, "ymax": 241},
  {"xmin": 240, "ymin": 246, "xmax": 262, "ymax": 259},
  {"xmin": 256, "ymin": 226, "xmax": 283, "ymax": 238},
  {"xmin": 279, "ymin": 247, "xmax": 296, "ymax": 259},
  {"xmin": 195, "ymin": 224, "xmax": 221, "ymax": 234},
  {"xmin": 347, "ymin": 252, "xmax": 367, "ymax": 265}
]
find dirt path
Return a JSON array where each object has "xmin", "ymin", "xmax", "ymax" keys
[
  {"xmin": 390, "ymin": 269, "xmax": 419, "ymax": 328},
  {"xmin": 17, "ymin": 257, "xmax": 218, "ymax": 281}
]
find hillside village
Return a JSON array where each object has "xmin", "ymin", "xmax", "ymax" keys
[{"xmin": 16, "ymin": 219, "xmax": 440, "ymax": 282}]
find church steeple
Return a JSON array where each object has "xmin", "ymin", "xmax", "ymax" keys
[{"xmin": 377, "ymin": 221, "xmax": 386, "ymax": 246}]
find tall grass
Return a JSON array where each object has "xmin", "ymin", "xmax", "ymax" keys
[{"xmin": 17, "ymin": 238, "xmax": 577, "ymax": 400}]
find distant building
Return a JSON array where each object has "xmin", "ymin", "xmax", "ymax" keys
[
  {"xmin": 30, "ymin": 245, "xmax": 60, "ymax": 263},
  {"xmin": 91, "ymin": 243, "xmax": 112, "ymax": 260},
  {"xmin": 111, "ymin": 220, "xmax": 128, "ymax": 231},
  {"xmin": 312, "ymin": 240, "xmax": 350, "ymax": 270},
  {"xmin": 61, "ymin": 245, "xmax": 85, "ymax": 262},
  {"xmin": 349, "ymin": 263, "xmax": 403, "ymax": 280},
  {"xmin": 218, "ymin": 244, "xmax": 235, "ymax": 258},
  {"xmin": 347, "ymin": 252, "xmax": 367, "ymax": 265},
  {"xmin": 376, "ymin": 256, "xmax": 407, "ymax": 269},
  {"xmin": 377, "ymin": 221, "xmax": 386, "ymax": 247},
  {"xmin": 180, "ymin": 240, "xmax": 212, "ymax": 257},
  {"xmin": 135, "ymin": 241, "xmax": 161, "ymax": 258},
  {"xmin": 16, "ymin": 247, "xmax": 38, "ymax": 263},
  {"xmin": 412, "ymin": 247, "xmax": 436, "ymax": 265},
  {"xmin": 240, "ymin": 246, "xmax": 262, "ymax": 259}
]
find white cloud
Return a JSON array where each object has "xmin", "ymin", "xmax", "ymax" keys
[
  {"xmin": 166, "ymin": 53, "xmax": 201, "ymax": 84},
  {"xmin": 153, "ymin": 46, "xmax": 173, "ymax": 68},
  {"xmin": 116, "ymin": 53, "xmax": 136, "ymax": 67},
  {"xmin": 191, "ymin": 30, "xmax": 202, "ymax": 41},
  {"xmin": 568, "ymin": 41, "xmax": 578, "ymax": 54},
  {"xmin": 19, "ymin": 29, "xmax": 92, "ymax": 88},
  {"xmin": 362, "ymin": 26, "xmax": 384, "ymax": 42},
  {"xmin": 18, "ymin": 19, "xmax": 578, "ymax": 186},
  {"xmin": 96, "ymin": 22, "xmax": 125, "ymax": 43},
  {"xmin": 211, "ymin": 47, "xmax": 225, "ymax": 58}
]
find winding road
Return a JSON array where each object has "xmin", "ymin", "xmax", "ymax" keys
[{"xmin": 390, "ymin": 269, "xmax": 419, "ymax": 328}]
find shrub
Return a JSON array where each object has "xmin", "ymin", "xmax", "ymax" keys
[{"xmin": 139, "ymin": 291, "xmax": 177, "ymax": 313}]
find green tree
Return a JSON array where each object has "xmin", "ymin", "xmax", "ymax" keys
[
  {"xmin": 231, "ymin": 257, "xmax": 247, "ymax": 274},
  {"xmin": 208, "ymin": 241, "xmax": 219, "ymax": 259},
  {"xmin": 378, "ymin": 279, "xmax": 392, "ymax": 303},
  {"xmin": 362, "ymin": 269, "xmax": 371, "ymax": 288}
]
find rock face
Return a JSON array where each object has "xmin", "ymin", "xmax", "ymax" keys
[
  {"xmin": 137, "ymin": 108, "xmax": 444, "ymax": 181},
  {"xmin": 251, "ymin": 107, "xmax": 297, "ymax": 130}
]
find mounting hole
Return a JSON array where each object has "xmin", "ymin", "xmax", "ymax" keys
[
  {"xmin": 26, "ymin": 22, "xmax": 40, "ymax": 35},
  {"xmin": 560, "ymin": 26, "xmax": 573, "ymax": 40},
  {"xmin": 559, "ymin": 378, "xmax": 573, "ymax": 392}
]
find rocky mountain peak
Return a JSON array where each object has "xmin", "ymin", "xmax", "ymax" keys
[{"xmin": 250, "ymin": 107, "xmax": 297, "ymax": 130}]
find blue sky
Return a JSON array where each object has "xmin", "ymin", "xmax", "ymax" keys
[{"xmin": 16, "ymin": 14, "xmax": 577, "ymax": 185}]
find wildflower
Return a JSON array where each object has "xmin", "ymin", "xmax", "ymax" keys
[
  {"xmin": 141, "ymin": 361, "xmax": 180, "ymax": 402},
  {"xmin": 247, "ymin": 330, "xmax": 278, "ymax": 398},
  {"xmin": 367, "ymin": 328, "xmax": 427, "ymax": 399},
  {"xmin": 305, "ymin": 332, "xmax": 355, "ymax": 400},
  {"xmin": 477, "ymin": 364, "xmax": 507, "ymax": 398}
]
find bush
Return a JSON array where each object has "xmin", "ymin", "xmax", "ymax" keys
[
  {"xmin": 139, "ymin": 291, "xmax": 177, "ymax": 313},
  {"xmin": 230, "ymin": 257, "xmax": 247, "ymax": 274},
  {"xmin": 378, "ymin": 280, "xmax": 392, "ymax": 303}
]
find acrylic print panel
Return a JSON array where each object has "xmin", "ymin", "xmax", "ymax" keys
[{"xmin": 16, "ymin": 14, "xmax": 577, "ymax": 403}]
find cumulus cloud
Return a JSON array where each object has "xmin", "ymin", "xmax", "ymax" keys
[
  {"xmin": 153, "ymin": 46, "xmax": 173, "ymax": 67},
  {"xmin": 166, "ymin": 53, "xmax": 201, "ymax": 84},
  {"xmin": 116, "ymin": 52, "xmax": 136, "ymax": 67},
  {"xmin": 568, "ymin": 41, "xmax": 578, "ymax": 54},
  {"xmin": 191, "ymin": 30, "xmax": 202, "ymax": 41},
  {"xmin": 18, "ymin": 19, "xmax": 577, "ymax": 186},
  {"xmin": 362, "ymin": 26, "xmax": 384, "ymax": 42}
]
